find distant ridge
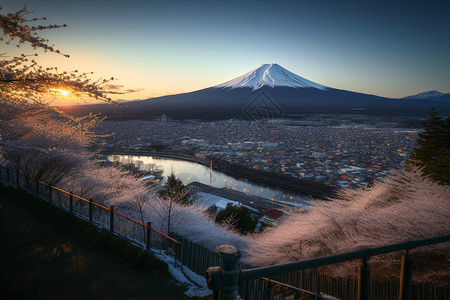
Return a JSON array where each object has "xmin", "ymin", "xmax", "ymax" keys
[{"xmin": 403, "ymin": 90, "xmax": 450, "ymax": 102}]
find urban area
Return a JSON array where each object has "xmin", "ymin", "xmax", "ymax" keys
[{"xmin": 94, "ymin": 114, "xmax": 420, "ymax": 189}]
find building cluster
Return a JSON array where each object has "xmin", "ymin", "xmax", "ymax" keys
[{"xmin": 95, "ymin": 114, "xmax": 420, "ymax": 188}]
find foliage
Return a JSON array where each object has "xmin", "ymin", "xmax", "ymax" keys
[
  {"xmin": 410, "ymin": 109, "xmax": 450, "ymax": 184},
  {"xmin": 0, "ymin": 5, "xmax": 120, "ymax": 126},
  {"xmin": 0, "ymin": 5, "xmax": 250, "ymax": 262},
  {"xmin": 154, "ymin": 173, "xmax": 190, "ymax": 234},
  {"xmin": 204, "ymin": 204, "xmax": 218, "ymax": 219},
  {"xmin": 0, "ymin": 5, "xmax": 119, "ymax": 187},
  {"xmin": 0, "ymin": 103, "xmax": 90, "ymax": 185},
  {"xmin": 160, "ymin": 173, "xmax": 191, "ymax": 205},
  {"xmin": 215, "ymin": 203, "xmax": 258, "ymax": 235},
  {"xmin": 247, "ymin": 167, "xmax": 450, "ymax": 270}
]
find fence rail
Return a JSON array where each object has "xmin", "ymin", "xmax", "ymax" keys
[
  {"xmin": 0, "ymin": 166, "xmax": 186, "ymax": 257},
  {"xmin": 1, "ymin": 165, "xmax": 224, "ymax": 280},
  {"xmin": 0, "ymin": 165, "xmax": 223, "ymax": 278},
  {"xmin": 4, "ymin": 165, "xmax": 449, "ymax": 300},
  {"xmin": 37, "ymin": 180, "xmax": 180, "ymax": 244},
  {"xmin": 240, "ymin": 235, "xmax": 450, "ymax": 282},
  {"xmin": 206, "ymin": 237, "xmax": 450, "ymax": 299},
  {"xmin": 172, "ymin": 233, "xmax": 220, "ymax": 276}
]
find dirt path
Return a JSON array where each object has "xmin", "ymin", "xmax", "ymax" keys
[{"xmin": 0, "ymin": 187, "xmax": 192, "ymax": 300}]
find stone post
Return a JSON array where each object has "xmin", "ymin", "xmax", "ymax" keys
[{"xmin": 205, "ymin": 245, "xmax": 241, "ymax": 300}]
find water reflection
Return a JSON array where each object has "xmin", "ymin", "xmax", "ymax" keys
[{"xmin": 109, "ymin": 155, "xmax": 309, "ymax": 205}]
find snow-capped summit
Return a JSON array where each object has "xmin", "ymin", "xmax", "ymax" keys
[
  {"xmin": 70, "ymin": 64, "xmax": 450, "ymax": 120},
  {"xmin": 214, "ymin": 63, "xmax": 327, "ymax": 90}
]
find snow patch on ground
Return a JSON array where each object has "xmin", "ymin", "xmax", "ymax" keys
[{"xmin": 153, "ymin": 251, "xmax": 212, "ymax": 298}]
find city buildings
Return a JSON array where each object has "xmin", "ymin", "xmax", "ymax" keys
[{"xmin": 94, "ymin": 114, "xmax": 420, "ymax": 189}]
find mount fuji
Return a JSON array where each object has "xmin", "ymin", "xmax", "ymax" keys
[
  {"xmin": 214, "ymin": 63, "xmax": 327, "ymax": 90},
  {"xmin": 68, "ymin": 64, "xmax": 450, "ymax": 120}
]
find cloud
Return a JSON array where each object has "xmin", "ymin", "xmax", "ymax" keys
[
  {"xmin": 106, "ymin": 84, "xmax": 141, "ymax": 93},
  {"xmin": 125, "ymin": 88, "xmax": 141, "ymax": 93},
  {"xmin": 106, "ymin": 84, "xmax": 124, "ymax": 90}
]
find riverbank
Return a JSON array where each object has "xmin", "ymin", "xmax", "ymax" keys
[{"xmin": 100, "ymin": 149, "xmax": 337, "ymax": 200}]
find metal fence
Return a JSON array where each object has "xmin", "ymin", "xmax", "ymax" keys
[
  {"xmin": 0, "ymin": 165, "xmax": 222, "ymax": 278},
  {"xmin": 206, "ymin": 235, "xmax": 450, "ymax": 299},
  {"xmin": 0, "ymin": 166, "xmax": 180, "ymax": 258},
  {"xmin": 7, "ymin": 165, "xmax": 448, "ymax": 300},
  {"xmin": 242, "ymin": 269, "xmax": 450, "ymax": 300},
  {"xmin": 172, "ymin": 233, "xmax": 220, "ymax": 275}
]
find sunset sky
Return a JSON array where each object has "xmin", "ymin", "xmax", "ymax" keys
[{"xmin": 2, "ymin": 0, "xmax": 449, "ymax": 104}]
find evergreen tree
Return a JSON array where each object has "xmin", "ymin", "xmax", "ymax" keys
[
  {"xmin": 158, "ymin": 173, "xmax": 191, "ymax": 234},
  {"xmin": 160, "ymin": 173, "xmax": 191, "ymax": 205},
  {"xmin": 204, "ymin": 204, "xmax": 218, "ymax": 219},
  {"xmin": 410, "ymin": 109, "xmax": 450, "ymax": 184},
  {"xmin": 215, "ymin": 203, "xmax": 258, "ymax": 235}
]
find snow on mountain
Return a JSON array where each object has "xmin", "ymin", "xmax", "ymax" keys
[
  {"xmin": 67, "ymin": 64, "xmax": 450, "ymax": 120},
  {"xmin": 402, "ymin": 90, "xmax": 446, "ymax": 99},
  {"xmin": 214, "ymin": 63, "xmax": 327, "ymax": 90}
]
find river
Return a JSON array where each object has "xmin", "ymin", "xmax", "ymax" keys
[{"xmin": 108, "ymin": 154, "xmax": 310, "ymax": 206}]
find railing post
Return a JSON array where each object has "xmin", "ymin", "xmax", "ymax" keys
[
  {"xmin": 399, "ymin": 251, "xmax": 413, "ymax": 300},
  {"xmin": 146, "ymin": 221, "xmax": 151, "ymax": 250},
  {"xmin": 48, "ymin": 186, "xmax": 53, "ymax": 203},
  {"xmin": 110, "ymin": 205, "xmax": 115, "ymax": 232},
  {"xmin": 265, "ymin": 279, "xmax": 273, "ymax": 300},
  {"xmin": 69, "ymin": 192, "xmax": 73, "ymax": 213},
  {"xmin": 7, "ymin": 167, "xmax": 10, "ymax": 182},
  {"xmin": 169, "ymin": 232, "xmax": 178, "ymax": 267},
  {"xmin": 357, "ymin": 258, "xmax": 370, "ymax": 300},
  {"xmin": 205, "ymin": 245, "xmax": 241, "ymax": 300},
  {"xmin": 89, "ymin": 199, "xmax": 93, "ymax": 223},
  {"xmin": 16, "ymin": 171, "xmax": 20, "ymax": 188}
]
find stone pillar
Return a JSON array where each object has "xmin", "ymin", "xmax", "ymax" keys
[{"xmin": 206, "ymin": 245, "xmax": 241, "ymax": 300}]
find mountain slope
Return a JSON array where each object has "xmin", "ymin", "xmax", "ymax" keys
[{"xmin": 64, "ymin": 64, "xmax": 450, "ymax": 120}]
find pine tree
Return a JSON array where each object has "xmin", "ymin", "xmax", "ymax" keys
[
  {"xmin": 410, "ymin": 109, "xmax": 450, "ymax": 184},
  {"xmin": 160, "ymin": 173, "xmax": 191, "ymax": 205},
  {"xmin": 215, "ymin": 203, "xmax": 258, "ymax": 235}
]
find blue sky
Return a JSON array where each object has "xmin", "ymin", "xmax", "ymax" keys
[{"xmin": 2, "ymin": 0, "xmax": 449, "ymax": 101}]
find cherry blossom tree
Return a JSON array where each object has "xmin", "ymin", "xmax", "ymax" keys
[
  {"xmin": 0, "ymin": 5, "xmax": 120, "ymax": 117},
  {"xmin": 0, "ymin": 5, "xmax": 121, "ymax": 181},
  {"xmin": 0, "ymin": 5, "xmax": 249, "ymax": 257}
]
